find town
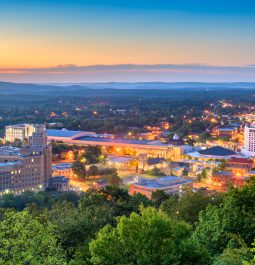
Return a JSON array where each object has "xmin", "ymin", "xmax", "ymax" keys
[
  {"xmin": 1, "ymin": 0, "xmax": 255, "ymax": 264},
  {"xmin": 1, "ymin": 101, "xmax": 255, "ymax": 198}
]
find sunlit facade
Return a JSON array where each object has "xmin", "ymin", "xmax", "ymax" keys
[{"xmin": 0, "ymin": 125, "xmax": 52, "ymax": 194}]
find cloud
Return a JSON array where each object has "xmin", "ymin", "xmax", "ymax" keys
[{"xmin": 1, "ymin": 64, "xmax": 255, "ymax": 82}]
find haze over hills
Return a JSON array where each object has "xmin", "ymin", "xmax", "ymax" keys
[{"xmin": 2, "ymin": 81, "xmax": 255, "ymax": 95}]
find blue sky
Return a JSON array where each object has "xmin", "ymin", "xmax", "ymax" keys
[{"xmin": 0, "ymin": 0, "xmax": 255, "ymax": 82}]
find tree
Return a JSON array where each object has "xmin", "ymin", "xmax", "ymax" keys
[
  {"xmin": 193, "ymin": 178, "xmax": 255, "ymax": 257},
  {"xmin": 244, "ymin": 240, "xmax": 255, "ymax": 265},
  {"xmin": 72, "ymin": 160, "xmax": 87, "ymax": 178},
  {"xmin": 198, "ymin": 132, "xmax": 211, "ymax": 143},
  {"xmin": 177, "ymin": 190, "xmax": 221, "ymax": 225},
  {"xmin": 45, "ymin": 200, "xmax": 113, "ymax": 264},
  {"xmin": 105, "ymin": 171, "xmax": 122, "ymax": 187},
  {"xmin": 0, "ymin": 210, "xmax": 66, "ymax": 264},
  {"xmin": 213, "ymin": 245, "xmax": 253, "ymax": 265},
  {"xmin": 160, "ymin": 196, "xmax": 178, "ymax": 218},
  {"xmin": 87, "ymin": 165, "xmax": 99, "ymax": 176},
  {"xmin": 12, "ymin": 138, "xmax": 23, "ymax": 147},
  {"xmin": 160, "ymin": 190, "xmax": 222, "ymax": 225},
  {"xmin": 82, "ymin": 146, "xmax": 103, "ymax": 165},
  {"xmin": 151, "ymin": 190, "xmax": 170, "ymax": 208},
  {"xmin": 89, "ymin": 207, "xmax": 209, "ymax": 265}
]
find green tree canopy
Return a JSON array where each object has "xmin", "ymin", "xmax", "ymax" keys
[
  {"xmin": 89, "ymin": 207, "xmax": 208, "ymax": 265},
  {"xmin": 0, "ymin": 210, "xmax": 66, "ymax": 265},
  {"xmin": 193, "ymin": 178, "xmax": 255, "ymax": 256}
]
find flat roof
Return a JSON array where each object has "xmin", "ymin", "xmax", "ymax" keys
[
  {"xmin": 52, "ymin": 163, "xmax": 73, "ymax": 170},
  {"xmin": 108, "ymin": 156, "xmax": 133, "ymax": 163},
  {"xmin": 76, "ymin": 136, "xmax": 165, "ymax": 146},
  {"xmin": 218, "ymin": 128, "xmax": 235, "ymax": 131},
  {"xmin": 49, "ymin": 176, "xmax": 69, "ymax": 183},
  {"xmin": 132, "ymin": 176, "xmax": 191, "ymax": 189},
  {"xmin": 0, "ymin": 161, "xmax": 21, "ymax": 167}
]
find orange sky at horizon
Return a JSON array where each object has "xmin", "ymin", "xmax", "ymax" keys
[{"xmin": 1, "ymin": 33, "xmax": 255, "ymax": 69}]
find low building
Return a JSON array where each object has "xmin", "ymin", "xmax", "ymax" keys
[
  {"xmin": 129, "ymin": 176, "xmax": 191, "ymax": 198},
  {"xmin": 52, "ymin": 163, "xmax": 74, "ymax": 178},
  {"xmin": 47, "ymin": 129, "xmax": 185, "ymax": 160},
  {"xmin": 107, "ymin": 156, "xmax": 135, "ymax": 169},
  {"xmin": 227, "ymin": 157, "xmax": 254, "ymax": 170},
  {"xmin": 161, "ymin": 162, "xmax": 187, "ymax": 177},
  {"xmin": 226, "ymin": 157, "xmax": 254, "ymax": 177},
  {"xmin": 138, "ymin": 154, "xmax": 167, "ymax": 172},
  {"xmin": 48, "ymin": 176, "xmax": 69, "ymax": 191},
  {"xmin": 211, "ymin": 127, "xmax": 238, "ymax": 139},
  {"xmin": 208, "ymin": 171, "xmax": 247, "ymax": 191},
  {"xmin": 188, "ymin": 146, "xmax": 238, "ymax": 160}
]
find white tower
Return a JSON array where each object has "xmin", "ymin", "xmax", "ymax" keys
[{"xmin": 242, "ymin": 125, "xmax": 255, "ymax": 157}]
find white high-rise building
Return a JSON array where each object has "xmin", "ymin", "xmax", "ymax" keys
[
  {"xmin": 5, "ymin": 124, "xmax": 35, "ymax": 142},
  {"xmin": 242, "ymin": 125, "xmax": 255, "ymax": 157}
]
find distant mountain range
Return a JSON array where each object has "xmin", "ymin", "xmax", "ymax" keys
[
  {"xmin": 2, "ymin": 81, "xmax": 255, "ymax": 94},
  {"xmin": 2, "ymin": 81, "xmax": 255, "ymax": 100}
]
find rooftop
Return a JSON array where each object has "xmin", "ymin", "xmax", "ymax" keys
[
  {"xmin": 52, "ymin": 163, "xmax": 73, "ymax": 170},
  {"xmin": 0, "ymin": 146, "xmax": 20, "ymax": 156},
  {"xmin": 147, "ymin": 157, "xmax": 166, "ymax": 165},
  {"xmin": 218, "ymin": 127, "xmax": 236, "ymax": 131},
  {"xmin": 6, "ymin": 123, "xmax": 33, "ymax": 128},
  {"xmin": 0, "ymin": 161, "xmax": 22, "ymax": 167},
  {"xmin": 47, "ymin": 129, "xmax": 179, "ymax": 147},
  {"xmin": 213, "ymin": 171, "xmax": 234, "ymax": 177},
  {"xmin": 108, "ymin": 156, "xmax": 133, "ymax": 164},
  {"xmin": 47, "ymin": 129, "xmax": 97, "ymax": 139},
  {"xmin": 76, "ymin": 136, "xmax": 164, "ymax": 146},
  {"xmin": 199, "ymin": 146, "xmax": 236, "ymax": 157},
  {"xmin": 132, "ymin": 176, "xmax": 191, "ymax": 189},
  {"xmin": 228, "ymin": 157, "xmax": 254, "ymax": 165},
  {"xmin": 49, "ymin": 176, "xmax": 69, "ymax": 184}
]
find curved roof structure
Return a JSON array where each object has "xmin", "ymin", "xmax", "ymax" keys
[{"xmin": 47, "ymin": 129, "xmax": 97, "ymax": 140}]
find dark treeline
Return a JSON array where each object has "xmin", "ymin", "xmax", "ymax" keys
[{"xmin": 1, "ymin": 87, "xmax": 255, "ymax": 135}]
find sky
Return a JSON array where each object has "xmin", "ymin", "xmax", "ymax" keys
[{"xmin": 1, "ymin": 0, "xmax": 255, "ymax": 83}]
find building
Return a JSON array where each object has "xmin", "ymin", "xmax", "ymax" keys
[
  {"xmin": 129, "ymin": 176, "xmax": 191, "ymax": 198},
  {"xmin": 138, "ymin": 154, "xmax": 167, "ymax": 172},
  {"xmin": 211, "ymin": 127, "xmax": 238, "ymax": 139},
  {"xmin": 47, "ymin": 129, "xmax": 185, "ymax": 160},
  {"xmin": 226, "ymin": 157, "xmax": 254, "ymax": 176},
  {"xmin": 5, "ymin": 124, "xmax": 35, "ymax": 142},
  {"xmin": 48, "ymin": 176, "xmax": 69, "ymax": 191},
  {"xmin": 52, "ymin": 163, "xmax": 74, "ymax": 178},
  {"xmin": 209, "ymin": 171, "xmax": 247, "ymax": 191},
  {"xmin": 227, "ymin": 157, "xmax": 254, "ymax": 170},
  {"xmin": 107, "ymin": 156, "xmax": 135, "ymax": 169},
  {"xmin": 242, "ymin": 125, "xmax": 255, "ymax": 157},
  {"xmin": 0, "ymin": 124, "xmax": 52, "ymax": 194},
  {"xmin": 187, "ymin": 146, "xmax": 238, "ymax": 160}
]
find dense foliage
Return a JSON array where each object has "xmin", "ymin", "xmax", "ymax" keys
[
  {"xmin": 1, "ymin": 86, "xmax": 254, "ymax": 137},
  {"xmin": 0, "ymin": 179, "xmax": 254, "ymax": 264}
]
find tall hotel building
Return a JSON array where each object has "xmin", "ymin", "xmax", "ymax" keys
[
  {"xmin": 242, "ymin": 125, "xmax": 255, "ymax": 157},
  {"xmin": 5, "ymin": 124, "xmax": 35, "ymax": 142},
  {"xmin": 0, "ymin": 125, "xmax": 52, "ymax": 194}
]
